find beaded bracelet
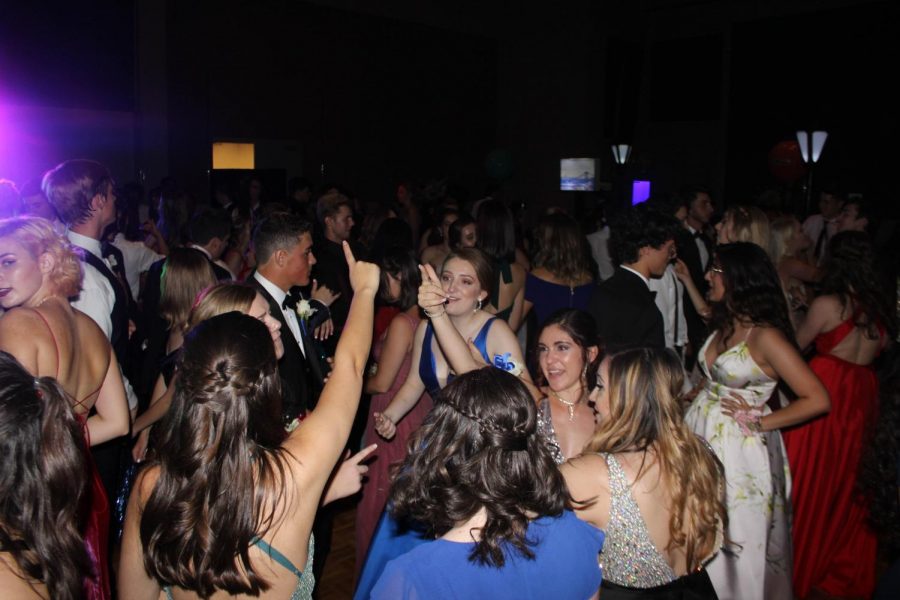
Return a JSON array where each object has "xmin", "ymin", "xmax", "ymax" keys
[{"xmin": 422, "ymin": 306, "xmax": 446, "ymax": 319}]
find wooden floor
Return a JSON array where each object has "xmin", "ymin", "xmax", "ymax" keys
[{"xmin": 317, "ymin": 498, "xmax": 358, "ymax": 600}]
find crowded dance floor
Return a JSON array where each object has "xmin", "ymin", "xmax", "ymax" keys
[{"xmin": 1, "ymin": 2, "xmax": 899, "ymax": 599}]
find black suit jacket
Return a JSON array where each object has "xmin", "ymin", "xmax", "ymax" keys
[
  {"xmin": 587, "ymin": 267, "xmax": 665, "ymax": 352},
  {"xmin": 248, "ymin": 277, "xmax": 327, "ymax": 417},
  {"xmin": 675, "ymin": 228, "xmax": 711, "ymax": 361}
]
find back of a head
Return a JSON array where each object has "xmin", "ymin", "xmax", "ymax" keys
[
  {"xmin": 822, "ymin": 231, "xmax": 897, "ymax": 338},
  {"xmin": 252, "ymin": 212, "xmax": 311, "ymax": 265},
  {"xmin": 377, "ymin": 246, "xmax": 420, "ymax": 310},
  {"xmin": 609, "ymin": 204, "xmax": 681, "ymax": 266},
  {"xmin": 42, "ymin": 159, "xmax": 113, "ymax": 226},
  {"xmin": 159, "ymin": 247, "xmax": 219, "ymax": 332},
  {"xmin": 390, "ymin": 368, "xmax": 567, "ymax": 567},
  {"xmin": 725, "ymin": 205, "xmax": 770, "ymax": 253},
  {"xmin": 143, "ymin": 313, "xmax": 288, "ymax": 596},
  {"xmin": 187, "ymin": 282, "xmax": 257, "ymax": 330},
  {"xmin": 476, "ymin": 199, "xmax": 516, "ymax": 262},
  {"xmin": 189, "ymin": 208, "xmax": 231, "ymax": 247},
  {"xmin": 768, "ymin": 215, "xmax": 799, "ymax": 263},
  {"xmin": 531, "ymin": 212, "xmax": 590, "ymax": 281},
  {"xmin": 589, "ymin": 347, "xmax": 725, "ymax": 569},
  {"xmin": 0, "ymin": 351, "xmax": 90, "ymax": 600}
]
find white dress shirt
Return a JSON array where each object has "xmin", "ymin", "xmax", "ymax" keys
[
  {"xmin": 253, "ymin": 272, "xmax": 306, "ymax": 357},
  {"xmin": 112, "ymin": 233, "xmax": 163, "ymax": 299},
  {"xmin": 647, "ymin": 265, "xmax": 688, "ymax": 350},
  {"xmin": 67, "ymin": 230, "xmax": 115, "ymax": 338},
  {"xmin": 685, "ymin": 225, "xmax": 710, "ymax": 271},
  {"xmin": 587, "ymin": 227, "xmax": 615, "ymax": 281}
]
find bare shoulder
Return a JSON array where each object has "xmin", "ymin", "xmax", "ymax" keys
[
  {"xmin": 133, "ymin": 465, "xmax": 161, "ymax": 506},
  {"xmin": 561, "ymin": 453, "xmax": 608, "ymax": 494},
  {"xmin": 0, "ymin": 306, "xmax": 45, "ymax": 333},
  {"xmin": 73, "ymin": 309, "xmax": 110, "ymax": 347}
]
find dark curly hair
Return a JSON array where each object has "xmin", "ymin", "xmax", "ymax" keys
[
  {"xmin": 389, "ymin": 367, "xmax": 569, "ymax": 567},
  {"xmin": 140, "ymin": 313, "xmax": 291, "ymax": 597},
  {"xmin": 0, "ymin": 351, "xmax": 92, "ymax": 600},
  {"xmin": 709, "ymin": 242, "xmax": 795, "ymax": 345},
  {"xmin": 819, "ymin": 231, "xmax": 897, "ymax": 340},
  {"xmin": 608, "ymin": 203, "xmax": 682, "ymax": 265},
  {"xmin": 858, "ymin": 349, "xmax": 900, "ymax": 555}
]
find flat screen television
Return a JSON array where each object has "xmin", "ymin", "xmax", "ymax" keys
[{"xmin": 560, "ymin": 158, "xmax": 597, "ymax": 191}]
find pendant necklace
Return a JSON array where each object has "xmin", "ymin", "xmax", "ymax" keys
[{"xmin": 552, "ymin": 391, "xmax": 579, "ymax": 421}]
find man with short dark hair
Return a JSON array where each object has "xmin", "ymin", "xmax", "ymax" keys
[
  {"xmin": 587, "ymin": 204, "xmax": 681, "ymax": 352},
  {"xmin": 250, "ymin": 213, "xmax": 332, "ymax": 418},
  {"xmin": 803, "ymin": 188, "xmax": 845, "ymax": 263},
  {"xmin": 313, "ymin": 191, "xmax": 358, "ymax": 343}
]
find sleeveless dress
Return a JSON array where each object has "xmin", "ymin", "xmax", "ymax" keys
[
  {"xmin": 356, "ymin": 313, "xmax": 431, "ymax": 575},
  {"xmin": 354, "ymin": 318, "xmax": 500, "ymax": 599},
  {"xmin": 684, "ymin": 330, "xmax": 792, "ymax": 600},
  {"xmin": 524, "ymin": 272, "xmax": 593, "ymax": 326},
  {"xmin": 782, "ymin": 313, "xmax": 884, "ymax": 598},
  {"xmin": 490, "ymin": 259, "xmax": 514, "ymax": 322},
  {"xmin": 31, "ymin": 310, "xmax": 110, "ymax": 599},
  {"xmin": 598, "ymin": 453, "xmax": 719, "ymax": 599},
  {"xmin": 163, "ymin": 535, "xmax": 314, "ymax": 600}
]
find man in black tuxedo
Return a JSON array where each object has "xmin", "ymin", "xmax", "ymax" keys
[
  {"xmin": 249, "ymin": 213, "xmax": 332, "ymax": 420},
  {"xmin": 249, "ymin": 212, "xmax": 336, "ymax": 585},
  {"xmin": 676, "ymin": 185, "xmax": 715, "ymax": 369},
  {"xmin": 587, "ymin": 204, "xmax": 682, "ymax": 352}
]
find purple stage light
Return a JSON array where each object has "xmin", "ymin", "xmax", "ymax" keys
[{"xmin": 632, "ymin": 180, "xmax": 651, "ymax": 205}]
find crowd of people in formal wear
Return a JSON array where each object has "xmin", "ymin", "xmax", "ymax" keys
[{"xmin": 0, "ymin": 163, "xmax": 897, "ymax": 600}]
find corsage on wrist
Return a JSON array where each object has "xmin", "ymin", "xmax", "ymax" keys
[{"xmin": 493, "ymin": 353, "xmax": 523, "ymax": 377}]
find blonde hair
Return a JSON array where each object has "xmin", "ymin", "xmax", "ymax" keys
[
  {"xmin": 768, "ymin": 215, "xmax": 800, "ymax": 265},
  {"xmin": 724, "ymin": 206, "xmax": 770, "ymax": 254},
  {"xmin": 0, "ymin": 217, "xmax": 82, "ymax": 298},
  {"xmin": 158, "ymin": 248, "xmax": 218, "ymax": 332},
  {"xmin": 588, "ymin": 348, "xmax": 726, "ymax": 570},
  {"xmin": 186, "ymin": 282, "xmax": 257, "ymax": 331}
]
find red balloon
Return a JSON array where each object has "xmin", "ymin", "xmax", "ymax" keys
[{"xmin": 768, "ymin": 140, "xmax": 808, "ymax": 183}]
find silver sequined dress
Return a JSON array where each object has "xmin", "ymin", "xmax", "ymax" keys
[{"xmin": 599, "ymin": 453, "xmax": 678, "ymax": 587}]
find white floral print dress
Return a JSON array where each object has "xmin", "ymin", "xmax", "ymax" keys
[{"xmin": 684, "ymin": 330, "xmax": 792, "ymax": 600}]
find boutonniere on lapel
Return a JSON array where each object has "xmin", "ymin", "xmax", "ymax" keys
[{"xmin": 295, "ymin": 299, "xmax": 317, "ymax": 328}]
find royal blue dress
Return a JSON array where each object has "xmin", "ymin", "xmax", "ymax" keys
[
  {"xmin": 355, "ymin": 318, "xmax": 504, "ymax": 599},
  {"xmin": 370, "ymin": 511, "xmax": 604, "ymax": 599}
]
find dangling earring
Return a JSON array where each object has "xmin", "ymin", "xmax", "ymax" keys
[{"xmin": 474, "ymin": 298, "xmax": 482, "ymax": 313}]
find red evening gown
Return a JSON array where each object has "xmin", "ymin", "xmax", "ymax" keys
[
  {"xmin": 77, "ymin": 415, "xmax": 112, "ymax": 600},
  {"xmin": 782, "ymin": 314, "xmax": 884, "ymax": 599},
  {"xmin": 355, "ymin": 312, "xmax": 431, "ymax": 577}
]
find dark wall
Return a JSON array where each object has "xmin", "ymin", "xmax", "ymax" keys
[
  {"xmin": 727, "ymin": 2, "xmax": 900, "ymax": 213},
  {"xmin": 166, "ymin": 1, "xmax": 498, "ymax": 203}
]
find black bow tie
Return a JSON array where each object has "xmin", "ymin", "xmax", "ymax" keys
[{"xmin": 282, "ymin": 292, "xmax": 301, "ymax": 310}]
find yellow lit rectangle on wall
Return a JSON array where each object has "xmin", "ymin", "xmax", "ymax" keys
[{"xmin": 212, "ymin": 142, "xmax": 255, "ymax": 169}]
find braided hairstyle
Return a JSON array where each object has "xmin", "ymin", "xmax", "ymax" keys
[
  {"xmin": 390, "ymin": 367, "xmax": 569, "ymax": 567},
  {"xmin": 140, "ymin": 312, "xmax": 290, "ymax": 596},
  {"xmin": 0, "ymin": 351, "xmax": 91, "ymax": 600}
]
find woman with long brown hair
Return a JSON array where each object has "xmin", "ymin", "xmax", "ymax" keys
[
  {"xmin": 0, "ymin": 351, "xmax": 93, "ymax": 600},
  {"xmin": 119, "ymin": 242, "xmax": 378, "ymax": 599},
  {"xmin": 563, "ymin": 347, "xmax": 725, "ymax": 599}
]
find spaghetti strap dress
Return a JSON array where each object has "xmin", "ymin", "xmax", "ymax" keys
[
  {"xmin": 782, "ymin": 313, "xmax": 884, "ymax": 598},
  {"xmin": 684, "ymin": 329, "xmax": 792, "ymax": 600},
  {"xmin": 33, "ymin": 309, "xmax": 110, "ymax": 599}
]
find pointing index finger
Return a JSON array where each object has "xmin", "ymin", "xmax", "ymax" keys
[{"xmin": 342, "ymin": 240, "xmax": 356, "ymax": 268}]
